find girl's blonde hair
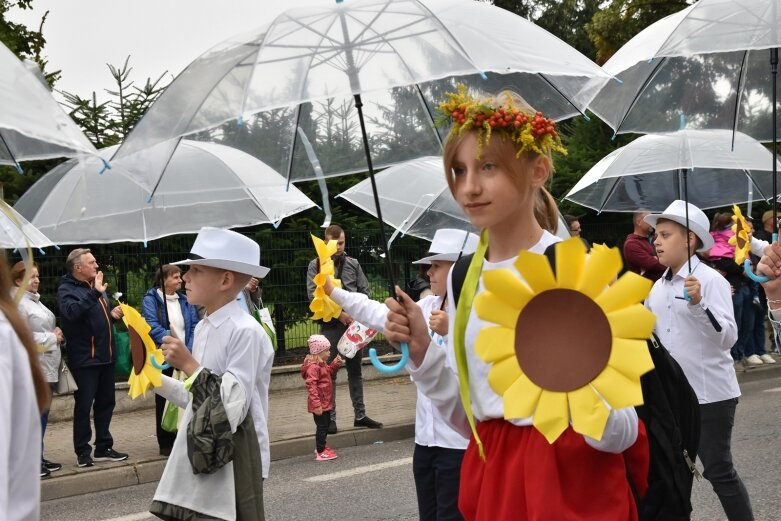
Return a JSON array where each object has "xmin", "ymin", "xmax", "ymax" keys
[
  {"xmin": 442, "ymin": 91, "xmax": 558, "ymax": 233},
  {"xmin": 0, "ymin": 252, "xmax": 51, "ymax": 413}
]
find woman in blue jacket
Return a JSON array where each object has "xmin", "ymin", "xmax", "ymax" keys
[{"xmin": 142, "ymin": 264, "xmax": 199, "ymax": 455}]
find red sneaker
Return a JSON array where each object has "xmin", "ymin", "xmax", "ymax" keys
[{"xmin": 315, "ymin": 449, "xmax": 337, "ymax": 461}]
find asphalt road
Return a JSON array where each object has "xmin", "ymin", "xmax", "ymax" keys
[{"xmin": 41, "ymin": 375, "xmax": 781, "ymax": 521}]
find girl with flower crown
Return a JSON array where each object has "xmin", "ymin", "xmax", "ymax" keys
[{"xmin": 384, "ymin": 86, "xmax": 649, "ymax": 521}]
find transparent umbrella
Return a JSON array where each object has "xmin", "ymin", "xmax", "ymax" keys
[
  {"xmin": 0, "ymin": 200, "xmax": 53, "ymax": 249},
  {"xmin": 0, "ymin": 42, "xmax": 99, "ymax": 172},
  {"xmin": 14, "ymin": 140, "xmax": 316, "ymax": 245},
  {"xmin": 565, "ymin": 129, "xmax": 780, "ymax": 212},
  {"xmin": 338, "ymin": 156, "xmax": 477, "ymax": 243}
]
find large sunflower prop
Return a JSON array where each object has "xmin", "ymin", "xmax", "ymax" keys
[
  {"xmin": 473, "ymin": 238, "xmax": 656, "ymax": 443},
  {"xmin": 309, "ymin": 234, "xmax": 343, "ymax": 322},
  {"xmin": 121, "ymin": 302, "xmax": 165, "ymax": 399},
  {"xmin": 729, "ymin": 204, "xmax": 751, "ymax": 265}
]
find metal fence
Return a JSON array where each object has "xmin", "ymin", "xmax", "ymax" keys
[{"xmin": 13, "ymin": 221, "xmax": 632, "ymax": 357}]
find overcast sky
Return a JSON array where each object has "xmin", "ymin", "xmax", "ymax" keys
[{"xmin": 8, "ymin": 0, "xmax": 313, "ymax": 100}]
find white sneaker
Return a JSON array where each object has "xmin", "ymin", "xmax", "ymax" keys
[
  {"xmin": 744, "ymin": 354, "xmax": 764, "ymax": 366},
  {"xmin": 760, "ymin": 354, "xmax": 776, "ymax": 364}
]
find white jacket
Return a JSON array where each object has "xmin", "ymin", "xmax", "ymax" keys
[{"xmin": 17, "ymin": 291, "xmax": 61, "ymax": 383}]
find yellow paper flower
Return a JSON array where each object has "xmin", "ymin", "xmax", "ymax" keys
[
  {"xmin": 729, "ymin": 205, "xmax": 751, "ymax": 265},
  {"xmin": 309, "ymin": 234, "xmax": 343, "ymax": 322},
  {"xmin": 473, "ymin": 238, "xmax": 656, "ymax": 444},
  {"xmin": 121, "ymin": 302, "xmax": 165, "ymax": 399}
]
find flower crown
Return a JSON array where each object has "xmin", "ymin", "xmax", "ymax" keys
[{"xmin": 436, "ymin": 84, "xmax": 567, "ymax": 158}]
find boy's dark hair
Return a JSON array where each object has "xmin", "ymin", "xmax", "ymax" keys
[{"xmin": 324, "ymin": 224, "xmax": 344, "ymax": 240}]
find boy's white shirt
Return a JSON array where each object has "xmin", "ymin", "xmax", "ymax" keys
[
  {"xmin": 407, "ymin": 231, "xmax": 639, "ymax": 454},
  {"xmin": 0, "ymin": 312, "xmax": 41, "ymax": 521},
  {"xmin": 329, "ymin": 288, "xmax": 468, "ymax": 449},
  {"xmin": 645, "ymin": 256, "xmax": 739, "ymax": 404},
  {"xmin": 153, "ymin": 299, "xmax": 275, "ymax": 520}
]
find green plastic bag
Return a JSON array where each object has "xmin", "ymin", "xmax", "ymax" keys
[
  {"xmin": 114, "ymin": 325, "xmax": 132, "ymax": 376},
  {"xmin": 161, "ymin": 369, "xmax": 183, "ymax": 433}
]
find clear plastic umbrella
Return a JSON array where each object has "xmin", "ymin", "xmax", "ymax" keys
[
  {"xmin": 0, "ymin": 199, "xmax": 54, "ymax": 249},
  {"xmin": 565, "ymin": 129, "xmax": 781, "ymax": 212},
  {"xmin": 0, "ymin": 42, "xmax": 100, "ymax": 172},
  {"xmin": 337, "ymin": 156, "xmax": 477, "ymax": 243},
  {"xmin": 14, "ymin": 140, "xmax": 316, "ymax": 245}
]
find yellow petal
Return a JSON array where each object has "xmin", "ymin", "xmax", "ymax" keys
[
  {"xmin": 591, "ymin": 365, "xmax": 645, "ymax": 409},
  {"xmin": 607, "ymin": 304, "xmax": 656, "ymax": 339},
  {"xmin": 532, "ymin": 390, "xmax": 569, "ymax": 444},
  {"xmin": 554, "ymin": 238, "xmax": 587, "ymax": 290},
  {"xmin": 607, "ymin": 338, "xmax": 654, "ymax": 380},
  {"xmin": 475, "ymin": 326, "xmax": 516, "ymax": 363},
  {"xmin": 483, "ymin": 269, "xmax": 534, "ymax": 308},
  {"xmin": 568, "ymin": 385, "xmax": 610, "ymax": 441},
  {"xmin": 577, "ymin": 246, "xmax": 622, "ymax": 299},
  {"xmin": 595, "ymin": 272, "xmax": 652, "ymax": 314},
  {"xmin": 487, "ymin": 355, "xmax": 522, "ymax": 395},
  {"xmin": 503, "ymin": 371, "xmax": 542, "ymax": 419},
  {"xmin": 514, "ymin": 250, "xmax": 556, "ymax": 293},
  {"xmin": 474, "ymin": 292, "xmax": 521, "ymax": 329}
]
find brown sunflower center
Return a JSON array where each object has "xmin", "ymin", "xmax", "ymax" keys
[
  {"xmin": 735, "ymin": 221, "xmax": 747, "ymax": 249},
  {"xmin": 128, "ymin": 327, "xmax": 146, "ymax": 375},
  {"xmin": 514, "ymin": 288, "xmax": 612, "ymax": 392}
]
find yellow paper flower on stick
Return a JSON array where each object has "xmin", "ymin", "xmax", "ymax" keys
[
  {"xmin": 729, "ymin": 205, "xmax": 751, "ymax": 265},
  {"xmin": 121, "ymin": 302, "xmax": 165, "ymax": 399},
  {"xmin": 473, "ymin": 238, "xmax": 656, "ymax": 443},
  {"xmin": 309, "ymin": 234, "xmax": 343, "ymax": 322}
]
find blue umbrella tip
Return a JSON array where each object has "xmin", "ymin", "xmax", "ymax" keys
[
  {"xmin": 612, "ymin": 77, "xmax": 624, "ymax": 85},
  {"xmin": 14, "ymin": 162, "xmax": 23, "ymax": 175},
  {"xmin": 99, "ymin": 158, "xmax": 111, "ymax": 175}
]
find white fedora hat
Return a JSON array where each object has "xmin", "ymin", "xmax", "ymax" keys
[
  {"xmin": 172, "ymin": 227, "xmax": 270, "ymax": 278},
  {"xmin": 412, "ymin": 228, "xmax": 480, "ymax": 264},
  {"xmin": 644, "ymin": 200, "xmax": 714, "ymax": 252}
]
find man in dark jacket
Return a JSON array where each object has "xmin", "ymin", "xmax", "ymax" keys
[
  {"xmin": 307, "ymin": 225, "xmax": 383, "ymax": 434},
  {"xmin": 58, "ymin": 248, "xmax": 128, "ymax": 468},
  {"xmin": 624, "ymin": 211, "xmax": 666, "ymax": 282}
]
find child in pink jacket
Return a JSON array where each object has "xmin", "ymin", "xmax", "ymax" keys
[{"xmin": 301, "ymin": 335, "xmax": 343, "ymax": 461}]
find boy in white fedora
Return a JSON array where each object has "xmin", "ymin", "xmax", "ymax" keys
[
  {"xmin": 149, "ymin": 227, "xmax": 274, "ymax": 521},
  {"xmin": 644, "ymin": 200, "xmax": 753, "ymax": 521},
  {"xmin": 324, "ymin": 228, "xmax": 478, "ymax": 521}
]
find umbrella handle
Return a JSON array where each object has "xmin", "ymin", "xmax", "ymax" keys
[
  {"xmin": 744, "ymin": 259, "xmax": 769, "ymax": 283},
  {"xmin": 151, "ymin": 329, "xmax": 172, "ymax": 370},
  {"xmin": 368, "ymin": 342, "xmax": 409, "ymax": 374}
]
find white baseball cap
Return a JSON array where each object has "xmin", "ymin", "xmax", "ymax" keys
[
  {"xmin": 172, "ymin": 227, "xmax": 270, "ymax": 278},
  {"xmin": 644, "ymin": 200, "xmax": 714, "ymax": 251},
  {"xmin": 412, "ymin": 229, "xmax": 480, "ymax": 264}
]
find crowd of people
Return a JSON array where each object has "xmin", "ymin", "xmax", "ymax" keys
[{"xmin": 1, "ymin": 86, "xmax": 778, "ymax": 521}]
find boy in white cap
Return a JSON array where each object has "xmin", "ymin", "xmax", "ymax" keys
[
  {"xmin": 324, "ymin": 228, "xmax": 478, "ymax": 521},
  {"xmin": 644, "ymin": 200, "xmax": 753, "ymax": 521},
  {"xmin": 149, "ymin": 227, "xmax": 274, "ymax": 521}
]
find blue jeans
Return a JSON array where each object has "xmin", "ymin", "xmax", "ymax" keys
[{"xmin": 731, "ymin": 285, "xmax": 754, "ymax": 361}]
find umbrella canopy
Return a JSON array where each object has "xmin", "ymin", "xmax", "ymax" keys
[
  {"xmin": 337, "ymin": 156, "xmax": 477, "ymax": 242},
  {"xmin": 113, "ymin": 0, "xmax": 612, "ymax": 191},
  {"xmin": 0, "ymin": 200, "xmax": 54, "ymax": 249},
  {"xmin": 14, "ymin": 140, "xmax": 316, "ymax": 245},
  {"xmin": 565, "ymin": 129, "xmax": 781, "ymax": 212},
  {"xmin": 587, "ymin": 0, "xmax": 781, "ymax": 139},
  {"xmin": 0, "ymin": 42, "xmax": 99, "ymax": 170}
]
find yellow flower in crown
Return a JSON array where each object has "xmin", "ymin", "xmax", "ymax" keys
[
  {"xmin": 729, "ymin": 205, "xmax": 751, "ymax": 265},
  {"xmin": 121, "ymin": 302, "xmax": 165, "ymax": 399},
  {"xmin": 473, "ymin": 238, "xmax": 656, "ymax": 444},
  {"xmin": 436, "ymin": 83, "xmax": 567, "ymax": 158},
  {"xmin": 309, "ymin": 234, "xmax": 343, "ymax": 322}
]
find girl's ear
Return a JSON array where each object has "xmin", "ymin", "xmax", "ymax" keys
[{"xmin": 529, "ymin": 155, "xmax": 551, "ymax": 189}]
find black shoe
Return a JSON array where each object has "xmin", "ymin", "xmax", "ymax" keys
[
  {"xmin": 42, "ymin": 459, "xmax": 62, "ymax": 472},
  {"xmin": 40, "ymin": 463, "xmax": 51, "ymax": 478},
  {"xmin": 328, "ymin": 420, "xmax": 338, "ymax": 435},
  {"xmin": 93, "ymin": 448, "xmax": 128, "ymax": 462},
  {"xmin": 159, "ymin": 447, "xmax": 172, "ymax": 457},
  {"xmin": 354, "ymin": 416, "xmax": 383, "ymax": 429},
  {"xmin": 77, "ymin": 453, "xmax": 94, "ymax": 468}
]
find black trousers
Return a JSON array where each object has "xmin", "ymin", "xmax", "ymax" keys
[
  {"xmin": 413, "ymin": 444, "xmax": 465, "ymax": 521},
  {"xmin": 70, "ymin": 364, "xmax": 116, "ymax": 456},
  {"xmin": 699, "ymin": 398, "xmax": 754, "ymax": 521},
  {"xmin": 321, "ymin": 321, "xmax": 365, "ymax": 420},
  {"xmin": 155, "ymin": 366, "xmax": 176, "ymax": 449},
  {"xmin": 313, "ymin": 412, "xmax": 331, "ymax": 453}
]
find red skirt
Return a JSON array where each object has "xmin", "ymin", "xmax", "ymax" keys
[{"xmin": 459, "ymin": 420, "xmax": 649, "ymax": 521}]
